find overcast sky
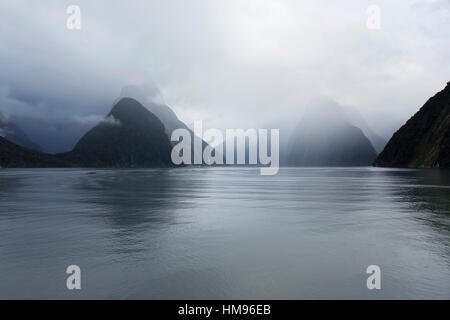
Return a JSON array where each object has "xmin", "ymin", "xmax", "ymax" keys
[{"xmin": 0, "ymin": 0, "xmax": 449, "ymax": 135}]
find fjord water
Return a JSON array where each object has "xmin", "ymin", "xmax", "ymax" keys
[{"xmin": 0, "ymin": 167, "xmax": 449, "ymax": 299}]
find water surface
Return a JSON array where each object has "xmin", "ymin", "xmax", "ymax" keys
[{"xmin": 0, "ymin": 167, "xmax": 449, "ymax": 299}]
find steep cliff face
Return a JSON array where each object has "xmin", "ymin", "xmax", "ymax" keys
[{"xmin": 374, "ymin": 82, "xmax": 450, "ymax": 168}]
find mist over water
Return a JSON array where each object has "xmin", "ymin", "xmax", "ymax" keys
[{"xmin": 0, "ymin": 167, "xmax": 449, "ymax": 299}]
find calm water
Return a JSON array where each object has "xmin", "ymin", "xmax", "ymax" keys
[{"xmin": 0, "ymin": 167, "xmax": 449, "ymax": 299}]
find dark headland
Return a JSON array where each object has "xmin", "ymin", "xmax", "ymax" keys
[{"xmin": 374, "ymin": 81, "xmax": 450, "ymax": 168}]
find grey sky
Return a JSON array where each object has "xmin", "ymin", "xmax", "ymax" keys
[{"xmin": 0, "ymin": 0, "xmax": 449, "ymax": 135}]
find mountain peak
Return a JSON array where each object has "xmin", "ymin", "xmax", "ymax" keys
[
  {"xmin": 67, "ymin": 98, "xmax": 172, "ymax": 167},
  {"xmin": 287, "ymin": 100, "xmax": 377, "ymax": 166},
  {"xmin": 110, "ymin": 97, "xmax": 147, "ymax": 117},
  {"xmin": 108, "ymin": 98, "xmax": 166, "ymax": 132},
  {"xmin": 116, "ymin": 85, "xmax": 186, "ymax": 136}
]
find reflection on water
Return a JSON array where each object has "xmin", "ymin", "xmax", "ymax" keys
[
  {"xmin": 0, "ymin": 167, "xmax": 449, "ymax": 299},
  {"xmin": 381, "ymin": 169, "xmax": 450, "ymax": 236}
]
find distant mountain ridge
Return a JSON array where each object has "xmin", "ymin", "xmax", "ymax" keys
[
  {"xmin": 0, "ymin": 136, "xmax": 64, "ymax": 168},
  {"xmin": 0, "ymin": 96, "xmax": 380, "ymax": 168},
  {"xmin": 287, "ymin": 102, "xmax": 377, "ymax": 166},
  {"xmin": 374, "ymin": 81, "xmax": 450, "ymax": 168},
  {"xmin": 10, "ymin": 115, "xmax": 94, "ymax": 154},
  {"xmin": 0, "ymin": 113, "xmax": 42, "ymax": 151},
  {"xmin": 0, "ymin": 98, "xmax": 173, "ymax": 168}
]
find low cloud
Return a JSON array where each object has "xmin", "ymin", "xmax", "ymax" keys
[
  {"xmin": 0, "ymin": 127, "xmax": 12, "ymax": 138},
  {"xmin": 73, "ymin": 114, "xmax": 105, "ymax": 125},
  {"xmin": 101, "ymin": 115, "xmax": 121, "ymax": 126},
  {"xmin": 73, "ymin": 114, "xmax": 121, "ymax": 126}
]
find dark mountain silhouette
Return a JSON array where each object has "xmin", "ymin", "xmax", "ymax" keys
[
  {"xmin": 374, "ymin": 81, "xmax": 450, "ymax": 168},
  {"xmin": 118, "ymin": 84, "xmax": 211, "ymax": 161},
  {"xmin": 60, "ymin": 98, "xmax": 172, "ymax": 167},
  {"xmin": 0, "ymin": 113, "xmax": 42, "ymax": 151},
  {"xmin": 0, "ymin": 137, "xmax": 65, "ymax": 168},
  {"xmin": 287, "ymin": 101, "xmax": 377, "ymax": 166}
]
